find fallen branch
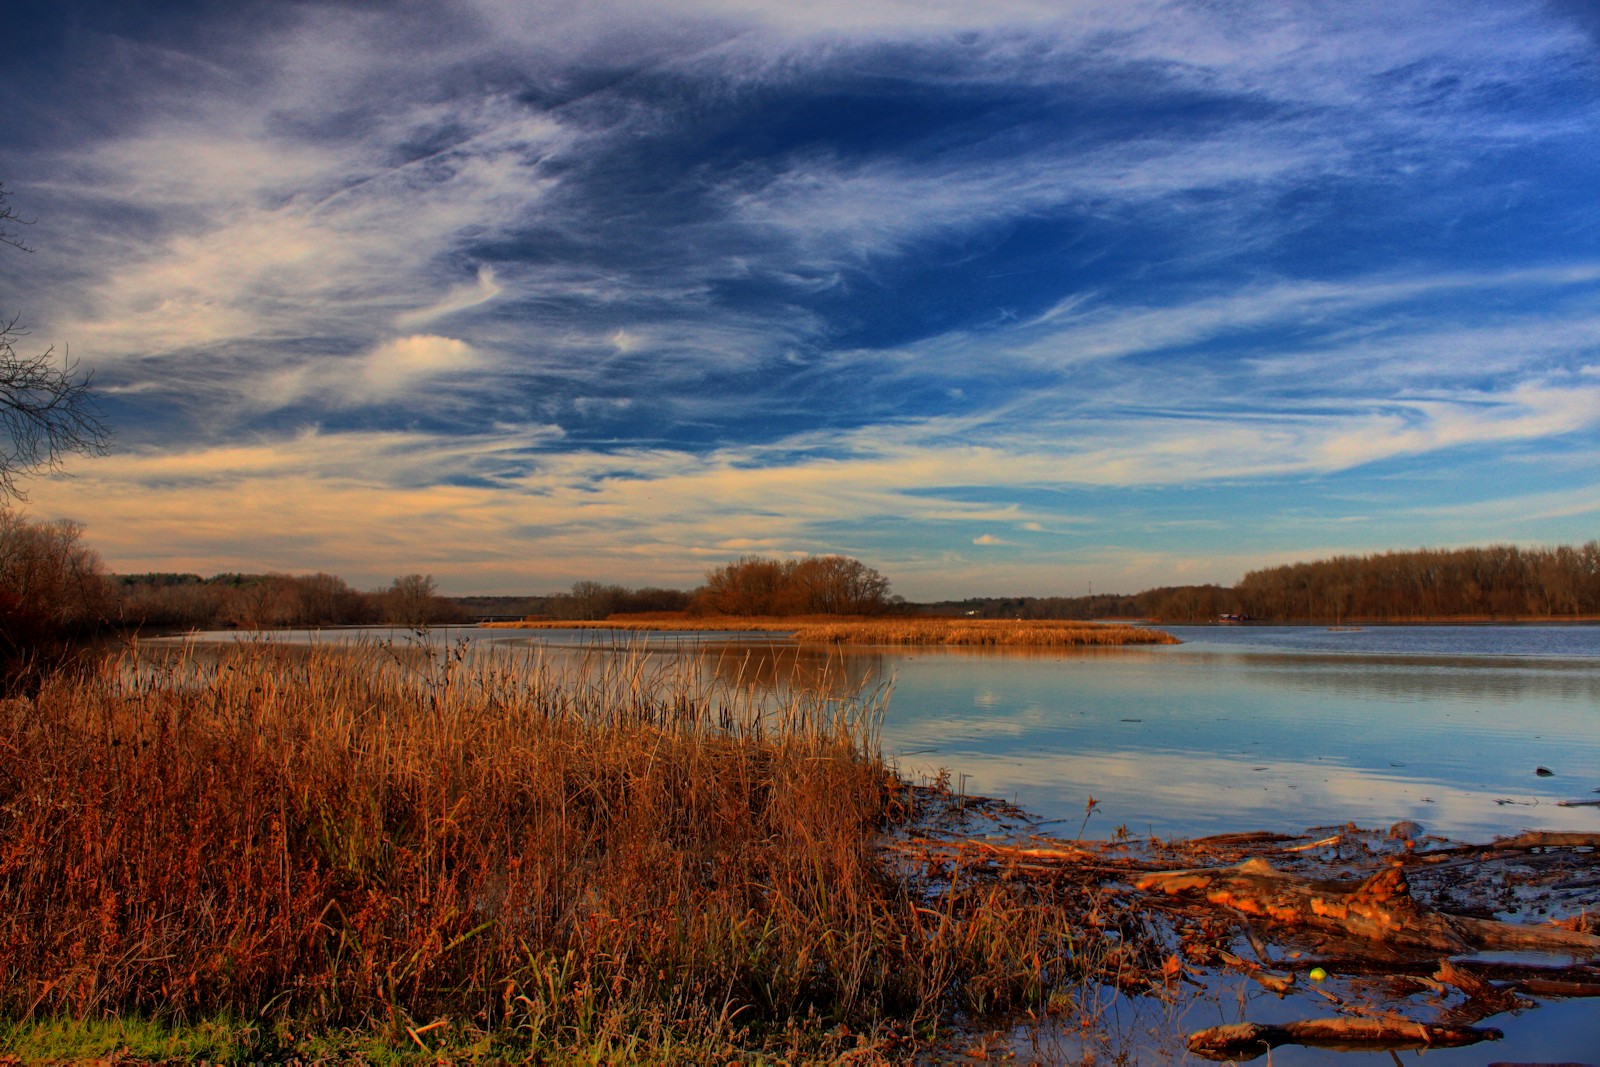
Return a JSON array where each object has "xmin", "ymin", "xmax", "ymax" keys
[
  {"xmin": 893, "ymin": 809, "xmax": 1599, "ymax": 1049},
  {"xmin": 1186, "ymin": 1017, "xmax": 1502, "ymax": 1061},
  {"xmin": 1136, "ymin": 859, "xmax": 1600, "ymax": 957},
  {"xmin": 1442, "ymin": 831, "xmax": 1600, "ymax": 853},
  {"xmin": 1210, "ymin": 946, "xmax": 1295, "ymax": 995}
]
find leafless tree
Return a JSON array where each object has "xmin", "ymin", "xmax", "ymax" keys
[
  {"xmin": 380, "ymin": 573, "xmax": 465, "ymax": 626},
  {"xmin": 1, "ymin": 182, "xmax": 108, "ymax": 499},
  {"xmin": 695, "ymin": 554, "xmax": 894, "ymax": 616}
]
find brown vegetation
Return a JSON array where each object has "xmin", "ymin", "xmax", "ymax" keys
[
  {"xmin": 484, "ymin": 614, "xmax": 804, "ymax": 632},
  {"xmin": 485, "ymin": 615, "xmax": 1179, "ymax": 647},
  {"xmin": 116, "ymin": 570, "xmax": 467, "ymax": 630},
  {"xmin": 0, "ymin": 641, "xmax": 1093, "ymax": 1056},
  {"xmin": 0, "ymin": 512, "xmax": 113, "ymax": 688},
  {"xmin": 695, "ymin": 555, "xmax": 894, "ymax": 616},
  {"xmin": 788, "ymin": 619, "xmax": 1179, "ymax": 647},
  {"xmin": 1235, "ymin": 542, "xmax": 1600, "ymax": 621},
  {"xmin": 945, "ymin": 541, "xmax": 1600, "ymax": 623}
]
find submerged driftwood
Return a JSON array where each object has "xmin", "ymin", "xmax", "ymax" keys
[
  {"xmin": 893, "ymin": 795, "xmax": 1600, "ymax": 1058},
  {"xmin": 1135, "ymin": 857, "xmax": 1600, "ymax": 956},
  {"xmin": 1186, "ymin": 1017, "xmax": 1502, "ymax": 1060}
]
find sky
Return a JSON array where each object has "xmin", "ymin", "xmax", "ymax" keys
[{"xmin": 2, "ymin": 0, "xmax": 1598, "ymax": 599}]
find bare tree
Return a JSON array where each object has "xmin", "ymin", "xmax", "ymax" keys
[
  {"xmin": 695, "ymin": 554, "xmax": 894, "ymax": 617},
  {"xmin": 380, "ymin": 573, "xmax": 465, "ymax": 626},
  {"xmin": 1, "ymin": 182, "xmax": 108, "ymax": 499}
]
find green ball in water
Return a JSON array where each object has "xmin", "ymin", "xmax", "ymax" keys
[{"xmin": 1309, "ymin": 967, "xmax": 1328, "ymax": 981}]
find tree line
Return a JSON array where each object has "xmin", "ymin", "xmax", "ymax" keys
[
  {"xmin": 13, "ymin": 502, "xmax": 1598, "ymax": 694},
  {"xmin": 116, "ymin": 570, "xmax": 468, "ymax": 630},
  {"xmin": 930, "ymin": 542, "xmax": 1600, "ymax": 624},
  {"xmin": 466, "ymin": 556, "xmax": 898, "ymax": 620},
  {"xmin": 1232, "ymin": 543, "xmax": 1600, "ymax": 622},
  {"xmin": 1, "ymin": 509, "xmax": 467, "ymax": 686},
  {"xmin": 921, "ymin": 587, "xmax": 1234, "ymax": 625}
]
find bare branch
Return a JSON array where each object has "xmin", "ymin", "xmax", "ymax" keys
[
  {"xmin": 0, "ymin": 181, "xmax": 33, "ymax": 252},
  {"xmin": 0, "ymin": 183, "xmax": 109, "ymax": 499}
]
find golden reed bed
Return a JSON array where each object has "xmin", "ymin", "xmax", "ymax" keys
[
  {"xmin": 483, "ymin": 615, "xmax": 1179, "ymax": 647},
  {"xmin": 0, "ymin": 641, "xmax": 1101, "ymax": 1061}
]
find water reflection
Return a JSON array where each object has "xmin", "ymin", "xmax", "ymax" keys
[
  {"xmin": 1013, "ymin": 974, "xmax": 1600, "ymax": 1067},
  {"xmin": 699, "ymin": 641, "xmax": 890, "ymax": 700},
  {"xmin": 870, "ymin": 636, "xmax": 1600, "ymax": 839}
]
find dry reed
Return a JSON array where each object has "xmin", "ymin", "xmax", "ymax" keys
[
  {"xmin": 484, "ymin": 616, "xmax": 1179, "ymax": 647},
  {"xmin": 0, "ymin": 638, "xmax": 1095, "ymax": 1058},
  {"xmin": 787, "ymin": 620, "xmax": 1178, "ymax": 647}
]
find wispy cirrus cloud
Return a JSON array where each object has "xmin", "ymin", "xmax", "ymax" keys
[{"xmin": 5, "ymin": 0, "xmax": 1599, "ymax": 594}]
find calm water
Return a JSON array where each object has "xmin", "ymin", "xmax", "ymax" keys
[{"xmin": 877, "ymin": 624, "xmax": 1600, "ymax": 840}]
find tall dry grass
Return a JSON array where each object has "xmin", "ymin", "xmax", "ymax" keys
[
  {"xmin": 482, "ymin": 615, "xmax": 828, "ymax": 632},
  {"xmin": 0, "ymin": 639, "xmax": 1089, "ymax": 1056},
  {"xmin": 787, "ymin": 620, "xmax": 1179, "ymax": 647}
]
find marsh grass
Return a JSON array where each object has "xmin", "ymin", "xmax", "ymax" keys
[
  {"xmin": 486, "ymin": 615, "xmax": 1179, "ymax": 648},
  {"xmin": 0, "ymin": 638, "xmax": 1100, "ymax": 1059},
  {"xmin": 786, "ymin": 620, "xmax": 1178, "ymax": 647}
]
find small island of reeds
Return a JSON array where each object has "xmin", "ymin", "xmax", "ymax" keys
[{"xmin": 483, "ymin": 615, "xmax": 1180, "ymax": 647}]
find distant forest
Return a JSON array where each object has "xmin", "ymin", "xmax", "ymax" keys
[
  {"xmin": 111, "ymin": 570, "xmax": 467, "ymax": 629},
  {"xmin": 19, "ymin": 508, "xmax": 1600, "ymax": 650},
  {"xmin": 115, "ymin": 542, "xmax": 1600, "ymax": 628},
  {"xmin": 932, "ymin": 542, "xmax": 1600, "ymax": 623},
  {"xmin": 460, "ymin": 556, "xmax": 895, "ymax": 620},
  {"xmin": 106, "ymin": 554, "xmax": 894, "ymax": 629}
]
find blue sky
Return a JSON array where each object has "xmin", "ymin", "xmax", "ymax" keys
[{"xmin": 3, "ymin": 0, "xmax": 1598, "ymax": 597}]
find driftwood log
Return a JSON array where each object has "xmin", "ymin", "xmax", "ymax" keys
[
  {"xmin": 1187, "ymin": 1017, "xmax": 1502, "ymax": 1061},
  {"xmin": 893, "ymin": 796, "xmax": 1600, "ymax": 1058},
  {"xmin": 1136, "ymin": 858, "xmax": 1600, "ymax": 957}
]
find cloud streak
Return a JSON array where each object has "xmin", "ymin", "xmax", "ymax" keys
[{"xmin": 5, "ymin": 0, "xmax": 1598, "ymax": 595}]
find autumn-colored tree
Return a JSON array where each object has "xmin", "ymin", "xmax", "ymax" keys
[
  {"xmin": 222, "ymin": 574, "xmax": 300, "ymax": 630},
  {"xmin": 781, "ymin": 555, "xmax": 893, "ymax": 615},
  {"xmin": 695, "ymin": 554, "xmax": 893, "ymax": 617},
  {"xmin": 697, "ymin": 556, "xmax": 789, "ymax": 615},
  {"xmin": 0, "ymin": 510, "xmax": 112, "ymax": 688}
]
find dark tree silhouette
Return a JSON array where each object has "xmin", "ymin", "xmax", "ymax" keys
[{"xmin": 1, "ymin": 182, "xmax": 108, "ymax": 499}]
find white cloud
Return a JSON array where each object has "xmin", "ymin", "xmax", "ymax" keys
[
  {"xmin": 395, "ymin": 266, "xmax": 503, "ymax": 330},
  {"xmin": 32, "ymin": 359, "xmax": 1598, "ymax": 592},
  {"xmin": 11, "ymin": 0, "xmax": 1600, "ymax": 597},
  {"xmin": 36, "ymin": 90, "xmax": 568, "ymax": 369},
  {"xmin": 354, "ymin": 334, "xmax": 483, "ymax": 402}
]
